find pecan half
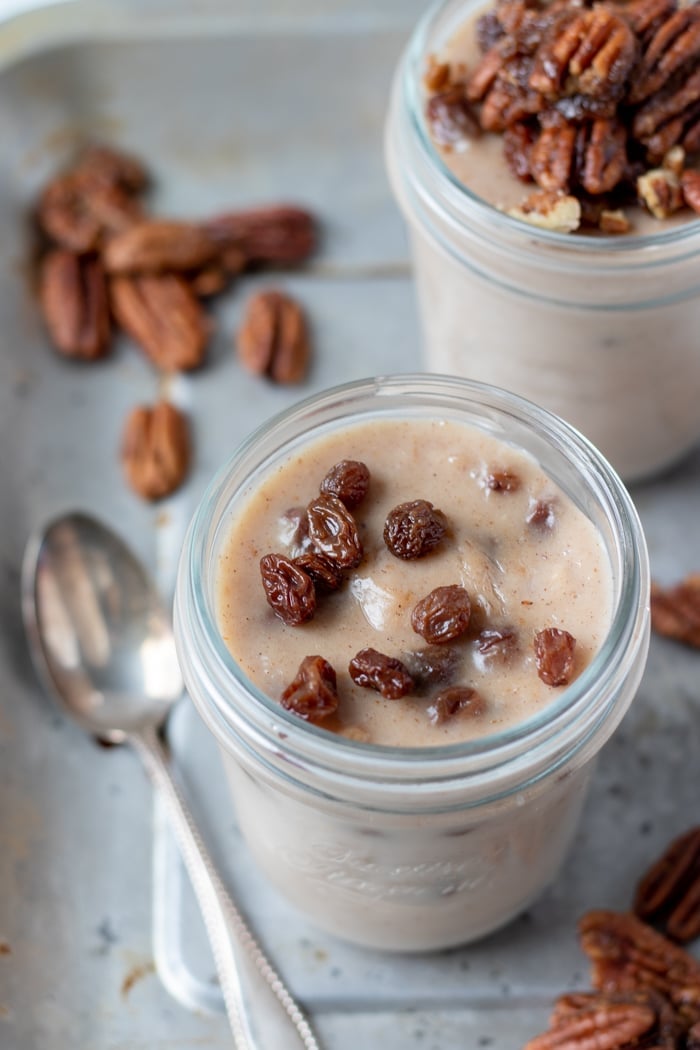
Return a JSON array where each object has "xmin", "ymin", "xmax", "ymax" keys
[
  {"xmin": 523, "ymin": 997, "xmax": 656, "ymax": 1050},
  {"xmin": 529, "ymin": 7, "xmax": 637, "ymax": 102},
  {"xmin": 37, "ymin": 146, "xmax": 146, "ymax": 251},
  {"xmin": 635, "ymin": 827, "xmax": 700, "ymax": 943},
  {"xmin": 237, "ymin": 289, "xmax": 310, "ymax": 384},
  {"xmin": 629, "ymin": 6, "xmax": 700, "ymax": 105},
  {"xmin": 39, "ymin": 250, "xmax": 110, "ymax": 360},
  {"xmin": 110, "ymin": 274, "xmax": 208, "ymax": 371},
  {"xmin": 102, "ymin": 220, "xmax": 218, "ymax": 274},
  {"xmin": 650, "ymin": 575, "xmax": 700, "ymax": 647},
  {"xmin": 121, "ymin": 401, "xmax": 190, "ymax": 501},
  {"xmin": 632, "ymin": 66, "xmax": 700, "ymax": 161},
  {"xmin": 204, "ymin": 205, "xmax": 316, "ymax": 267},
  {"xmin": 579, "ymin": 910, "xmax": 700, "ymax": 1025}
]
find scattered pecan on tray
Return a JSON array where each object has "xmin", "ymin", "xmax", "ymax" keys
[
  {"xmin": 33, "ymin": 142, "xmax": 319, "ymax": 500},
  {"xmin": 424, "ymin": 0, "xmax": 700, "ymax": 233}
]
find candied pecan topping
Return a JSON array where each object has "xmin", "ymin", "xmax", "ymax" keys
[
  {"xmin": 424, "ymin": 54, "xmax": 452, "ymax": 92},
  {"xmin": 528, "ymin": 116, "xmax": 628, "ymax": 196},
  {"xmin": 486, "ymin": 468, "xmax": 522, "ymax": 491},
  {"xmin": 629, "ymin": 6, "xmax": 700, "ymax": 104},
  {"xmin": 681, "ymin": 170, "xmax": 700, "ymax": 214},
  {"xmin": 599, "ymin": 207, "xmax": 631, "ymax": 233},
  {"xmin": 428, "ymin": 686, "xmax": 486, "ymax": 726},
  {"xmin": 530, "ymin": 7, "xmax": 637, "ymax": 102},
  {"xmin": 534, "ymin": 627, "xmax": 576, "ymax": 686},
  {"xmin": 383, "ymin": 500, "xmax": 447, "ymax": 560},
  {"xmin": 293, "ymin": 552, "xmax": 344, "ymax": 592},
  {"xmin": 577, "ymin": 119, "xmax": 628, "ymax": 195},
  {"xmin": 617, "ymin": 0, "xmax": 677, "ymax": 41},
  {"xmin": 508, "ymin": 189, "xmax": 582, "ymax": 232},
  {"xmin": 530, "ymin": 121, "xmax": 578, "ymax": 192},
  {"xmin": 306, "ymin": 494, "xmax": 363, "ymax": 570},
  {"xmin": 121, "ymin": 401, "xmax": 190, "ymax": 501},
  {"xmin": 504, "ymin": 121, "xmax": 538, "ymax": 181},
  {"xmin": 425, "ymin": 0, "xmax": 700, "ymax": 220},
  {"xmin": 320, "ymin": 460, "xmax": 370, "ymax": 509},
  {"xmin": 39, "ymin": 250, "xmax": 110, "ymax": 360},
  {"xmin": 663, "ymin": 144, "xmax": 686, "ymax": 176},
  {"xmin": 348, "ymin": 648, "xmax": 414, "ymax": 700},
  {"xmin": 259, "ymin": 553, "xmax": 316, "ymax": 626},
  {"xmin": 411, "ymin": 585, "xmax": 472, "ymax": 644},
  {"xmin": 280, "ymin": 655, "xmax": 338, "ymax": 723},
  {"xmin": 633, "ymin": 66, "xmax": 700, "ymax": 161},
  {"xmin": 650, "ymin": 574, "xmax": 700, "ymax": 647},
  {"xmin": 426, "ymin": 86, "xmax": 480, "ymax": 147},
  {"xmin": 110, "ymin": 273, "xmax": 208, "ymax": 371},
  {"xmin": 635, "ymin": 827, "xmax": 700, "ymax": 944},
  {"xmin": 637, "ymin": 167, "xmax": 684, "ymax": 217},
  {"xmin": 237, "ymin": 289, "xmax": 310, "ymax": 384},
  {"xmin": 466, "ymin": 46, "xmax": 505, "ymax": 103}
]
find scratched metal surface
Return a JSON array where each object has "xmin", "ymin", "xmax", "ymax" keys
[{"xmin": 0, "ymin": 2, "xmax": 698, "ymax": 1049}]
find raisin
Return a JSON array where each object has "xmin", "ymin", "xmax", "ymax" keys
[
  {"xmin": 320, "ymin": 460, "xmax": 370, "ymax": 509},
  {"xmin": 293, "ymin": 552, "xmax": 344, "ymax": 592},
  {"xmin": 527, "ymin": 499, "xmax": 556, "ymax": 530},
  {"xmin": 411, "ymin": 585, "xmax": 472, "ymax": 644},
  {"xmin": 348, "ymin": 648, "xmax": 415, "ymax": 700},
  {"xmin": 426, "ymin": 87, "xmax": 480, "ymax": 148},
  {"xmin": 534, "ymin": 627, "xmax": 576, "ymax": 686},
  {"xmin": 428, "ymin": 686, "xmax": 486, "ymax": 725},
  {"xmin": 400, "ymin": 646, "xmax": 462, "ymax": 693},
  {"xmin": 486, "ymin": 469, "xmax": 521, "ymax": 492},
  {"xmin": 477, "ymin": 627, "xmax": 518, "ymax": 661},
  {"xmin": 383, "ymin": 500, "xmax": 447, "ymax": 560},
  {"xmin": 259, "ymin": 553, "xmax": 316, "ymax": 626},
  {"xmin": 306, "ymin": 494, "xmax": 363, "ymax": 570},
  {"xmin": 281, "ymin": 655, "xmax": 338, "ymax": 723}
]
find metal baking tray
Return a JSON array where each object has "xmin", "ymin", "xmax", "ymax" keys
[{"xmin": 0, "ymin": 2, "xmax": 698, "ymax": 1048}]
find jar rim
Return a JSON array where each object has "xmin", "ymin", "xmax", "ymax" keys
[
  {"xmin": 176, "ymin": 374, "xmax": 649, "ymax": 795},
  {"xmin": 403, "ymin": 0, "xmax": 700, "ymax": 254}
]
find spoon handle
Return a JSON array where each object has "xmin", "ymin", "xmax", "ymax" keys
[{"xmin": 132, "ymin": 725, "xmax": 321, "ymax": 1050}]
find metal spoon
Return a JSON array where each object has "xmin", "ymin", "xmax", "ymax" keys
[{"xmin": 21, "ymin": 511, "xmax": 320, "ymax": 1050}]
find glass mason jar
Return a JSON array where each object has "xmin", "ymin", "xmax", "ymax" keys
[
  {"xmin": 174, "ymin": 375, "xmax": 649, "ymax": 952},
  {"xmin": 385, "ymin": 0, "xmax": 700, "ymax": 483}
]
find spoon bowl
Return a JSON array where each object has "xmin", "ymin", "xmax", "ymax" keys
[
  {"xmin": 21, "ymin": 510, "xmax": 319, "ymax": 1050},
  {"xmin": 22, "ymin": 512, "xmax": 182, "ymax": 742}
]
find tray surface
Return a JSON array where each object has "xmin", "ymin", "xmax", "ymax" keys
[{"xmin": 0, "ymin": 4, "xmax": 698, "ymax": 1049}]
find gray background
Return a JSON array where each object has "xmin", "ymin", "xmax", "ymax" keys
[{"xmin": 0, "ymin": 1, "xmax": 698, "ymax": 1048}]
